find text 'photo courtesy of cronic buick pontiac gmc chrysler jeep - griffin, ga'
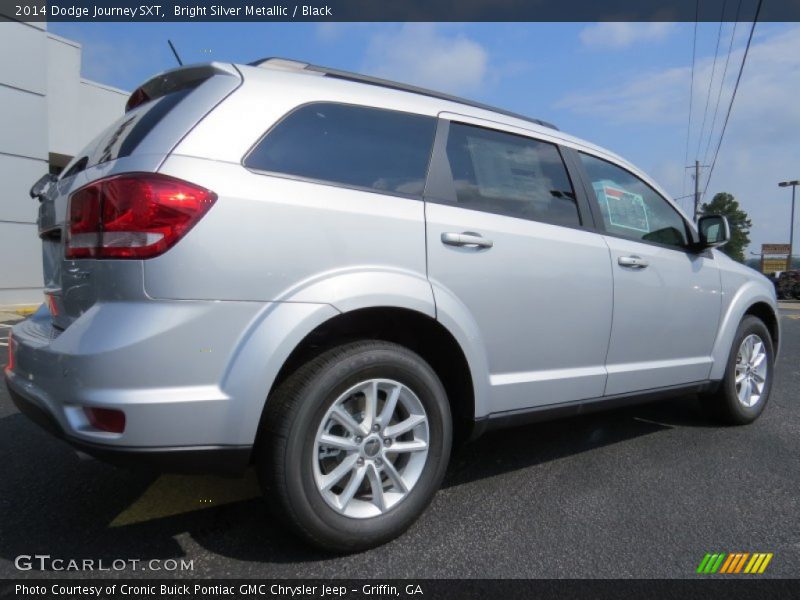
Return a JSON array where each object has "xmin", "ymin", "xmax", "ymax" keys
[{"xmin": 5, "ymin": 58, "xmax": 780, "ymax": 551}]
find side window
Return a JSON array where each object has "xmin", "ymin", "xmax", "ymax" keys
[
  {"xmin": 579, "ymin": 153, "xmax": 690, "ymax": 249},
  {"xmin": 244, "ymin": 103, "xmax": 436, "ymax": 196},
  {"xmin": 442, "ymin": 122, "xmax": 580, "ymax": 227}
]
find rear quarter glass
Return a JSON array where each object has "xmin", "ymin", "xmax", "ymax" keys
[{"xmin": 61, "ymin": 88, "xmax": 194, "ymax": 178}]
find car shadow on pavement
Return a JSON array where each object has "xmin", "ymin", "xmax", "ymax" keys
[{"xmin": 0, "ymin": 394, "xmax": 710, "ymax": 572}]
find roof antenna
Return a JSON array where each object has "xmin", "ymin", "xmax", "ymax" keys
[{"xmin": 167, "ymin": 39, "xmax": 183, "ymax": 66}]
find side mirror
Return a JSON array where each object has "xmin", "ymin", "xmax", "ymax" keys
[{"xmin": 697, "ymin": 214, "xmax": 730, "ymax": 249}]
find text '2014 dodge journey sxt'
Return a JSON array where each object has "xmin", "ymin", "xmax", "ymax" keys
[{"xmin": 5, "ymin": 58, "xmax": 780, "ymax": 551}]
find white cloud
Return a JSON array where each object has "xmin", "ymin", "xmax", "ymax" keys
[
  {"xmin": 558, "ymin": 63, "xmax": 688, "ymax": 124},
  {"xmin": 559, "ymin": 25, "xmax": 800, "ymax": 136},
  {"xmin": 362, "ymin": 24, "xmax": 489, "ymax": 95},
  {"xmin": 579, "ymin": 22, "xmax": 676, "ymax": 50}
]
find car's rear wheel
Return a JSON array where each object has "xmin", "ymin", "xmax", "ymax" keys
[
  {"xmin": 705, "ymin": 315, "xmax": 774, "ymax": 425},
  {"xmin": 257, "ymin": 341, "xmax": 451, "ymax": 552}
]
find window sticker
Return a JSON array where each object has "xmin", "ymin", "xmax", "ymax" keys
[
  {"xmin": 466, "ymin": 136, "xmax": 545, "ymax": 202},
  {"xmin": 592, "ymin": 180, "xmax": 650, "ymax": 233}
]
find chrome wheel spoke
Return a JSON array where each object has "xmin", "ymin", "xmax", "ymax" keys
[
  {"xmin": 739, "ymin": 377, "xmax": 752, "ymax": 404},
  {"xmin": 389, "ymin": 439, "xmax": 428, "ymax": 453},
  {"xmin": 384, "ymin": 414, "xmax": 426, "ymax": 438},
  {"xmin": 744, "ymin": 336, "xmax": 755, "ymax": 361},
  {"xmin": 338, "ymin": 465, "xmax": 367, "ymax": 509},
  {"xmin": 319, "ymin": 433, "xmax": 359, "ymax": 452},
  {"xmin": 378, "ymin": 384, "xmax": 401, "ymax": 427},
  {"xmin": 320, "ymin": 454, "xmax": 359, "ymax": 492},
  {"xmin": 331, "ymin": 406, "xmax": 366, "ymax": 436},
  {"xmin": 382, "ymin": 458, "xmax": 408, "ymax": 493},
  {"xmin": 366, "ymin": 463, "xmax": 386, "ymax": 512},
  {"xmin": 363, "ymin": 380, "xmax": 379, "ymax": 430}
]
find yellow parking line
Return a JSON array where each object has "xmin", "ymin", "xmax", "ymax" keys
[{"xmin": 110, "ymin": 469, "xmax": 261, "ymax": 527}]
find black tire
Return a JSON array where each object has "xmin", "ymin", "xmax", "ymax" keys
[
  {"xmin": 257, "ymin": 341, "xmax": 452, "ymax": 552},
  {"xmin": 704, "ymin": 315, "xmax": 774, "ymax": 425}
]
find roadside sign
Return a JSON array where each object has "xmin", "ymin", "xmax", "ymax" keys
[
  {"xmin": 762, "ymin": 258, "xmax": 789, "ymax": 274},
  {"xmin": 762, "ymin": 243, "xmax": 791, "ymax": 255}
]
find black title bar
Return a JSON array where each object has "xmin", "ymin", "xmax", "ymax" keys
[
  {"xmin": 3, "ymin": 579, "xmax": 800, "ymax": 600},
  {"xmin": 2, "ymin": 0, "xmax": 799, "ymax": 22}
]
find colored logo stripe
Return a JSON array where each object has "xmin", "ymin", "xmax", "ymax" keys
[
  {"xmin": 697, "ymin": 553, "xmax": 726, "ymax": 573},
  {"xmin": 698, "ymin": 553, "xmax": 773, "ymax": 574}
]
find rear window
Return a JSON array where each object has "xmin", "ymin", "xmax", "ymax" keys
[
  {"xmin": 60, "ymin": 85, "xmax": 198, "ymax": 179},
  {"xmin": 90, "ymin": 88, "xmax": 193, "ymax": 166},
  {"xmin": 244, "ymin": 103, "xmax": 436, "ymax": 196}
]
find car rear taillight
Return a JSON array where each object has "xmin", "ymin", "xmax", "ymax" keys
[
  {"xmin": 84, "ymin": 407, "xmax": 126, "ymax": 433},
  {"xmin": 45, "ymin": 293, "xmax": 59, "ymax": 317},
  {"xmin": 66, "ymin": 173, "xmax": 216, "ymax": 259}
]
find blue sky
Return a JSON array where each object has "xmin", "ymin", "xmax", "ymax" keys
[{"xmin": 50, "ymin": 21, "xmax": 800, "ymax": 254}]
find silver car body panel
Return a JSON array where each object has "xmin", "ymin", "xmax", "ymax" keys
[
  {"xmin": 426, "ymin": 202, "xmax": 613, "ymax": 413},
  {"xmin": 602, "ymin": 235, "xmax": 722, "ymax": 395},
  {"xmin": 6, "ymin": 61, "xmax": 780, "ymax": 457},
  {"xmin": 709, "ymin": 253, "xmax": 781, "ymax": 379}
]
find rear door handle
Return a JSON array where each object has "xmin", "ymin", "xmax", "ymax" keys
[
  {"xmin": 618, "ymin": 255, "xmax": 649, "ymax": 269},
  {"xmin": 441, "ymin": 232, "xmax": 493, "ymax": 249}
]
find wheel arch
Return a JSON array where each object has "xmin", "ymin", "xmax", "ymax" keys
[
  {"xmin": 709, "ymin": 284, "xmax": 781, "ymax": 381},
  {"xmin": 263, "ymin": 307, "xmax": 479, "ymax": 443},
  {"xmin": 744, "ymin": 302, "xmax": 780, "ymax": 352}
]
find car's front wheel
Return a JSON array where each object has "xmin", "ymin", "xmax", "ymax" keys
[
  {"xmin": 257, "ymin": 341, "xmax": 452, "ymax": 552},
  {"xmin": 705, "ymin": 315, "xmax": 775, "ymax": 425}
]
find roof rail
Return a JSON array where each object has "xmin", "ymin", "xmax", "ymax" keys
[{"xmin": 248, "ymin": 57, "xmax": 558, "ymax": 131}]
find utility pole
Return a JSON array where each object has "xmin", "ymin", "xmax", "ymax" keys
[
  {"xmin": 778, "ymin": 180, "xmax": 798, "ymax": 268},
  {"xmin": 686, "ymin": 162, "xmax": 710, "ymax": 222}
]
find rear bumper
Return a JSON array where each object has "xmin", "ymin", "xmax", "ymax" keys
[
  {"xmin": 3, "ymin": 299, "xmax": 268, "ymax": 474},
  {"xmin": 5, "ymin": 297, "xmax": 339, "ymax": 474},
  {"xmin": 6, "ymin": 372, "xmax": 251, "ymax": 475}
]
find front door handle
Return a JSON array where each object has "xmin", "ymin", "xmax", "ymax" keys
[
  {"xmin": 441, "ymin": 232, "xmax": 494, "ymax": 249},
  {"xmin": 618, "ymin": 255, "xmax": 649, "ymax": 269}
]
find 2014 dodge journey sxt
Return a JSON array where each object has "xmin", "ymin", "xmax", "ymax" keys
[{"xmin": 5, "ymin": 58, "xmax": 780, "ymax": 551}]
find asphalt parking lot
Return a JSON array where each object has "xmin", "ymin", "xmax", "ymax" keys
[{"xmin": 1, "ymin": 308, "xmax": 798, "ymax": 579}]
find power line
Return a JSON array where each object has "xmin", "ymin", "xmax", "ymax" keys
[
  {"xmin": 702, "ymin": 0, "xmax": 763, "ymax": 198},
  {"xmin": 695, "ymin": 0, "xmax": 728, "ymax": 160},
  {"xmin": 701, "ymin": 0, "xmax": 743, "ymax": 166},
  {"xmin": 682, "ymin": 1, "xmax": 699, "ymax": 198}
]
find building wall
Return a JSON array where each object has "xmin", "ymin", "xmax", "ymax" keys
[
  {"xmin": 0, "ymin": 20, "xmax": 128, "ymax": 307},
  {"xmin": 0, "ymin": 20, "xmax": 49, "ymax": 306}
]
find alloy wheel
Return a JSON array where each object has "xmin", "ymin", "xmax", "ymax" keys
[
  {"xmin": 313, "ymin": 379, "xmax": 429, "ymax": 518},
  {"xmin": 734, "ymin": 334, "xmax": 768, "ymax": 408}
]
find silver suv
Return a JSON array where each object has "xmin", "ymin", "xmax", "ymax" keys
[{"xmin": 5, "ymin": 58, "xmax": 780, "ymax": 551}]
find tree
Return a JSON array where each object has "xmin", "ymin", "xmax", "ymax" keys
[{"xmin": 699, "ymin": 192, "xmax": 752, "ymax": 262}]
